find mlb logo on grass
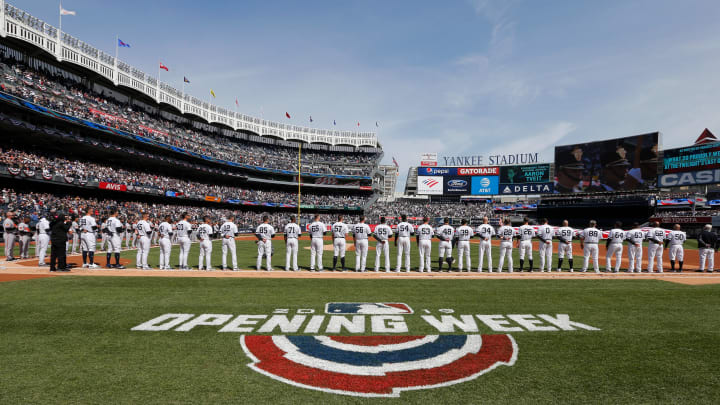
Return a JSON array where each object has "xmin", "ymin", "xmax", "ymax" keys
[
  {"xmin": 418, "ymin": 176, "xmax": 444, "ymax": 194},
  {"xmin": 326, "ymin": 302, "xmax": 413, "ymax": 314}
]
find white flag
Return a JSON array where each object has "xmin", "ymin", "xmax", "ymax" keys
[{"xmin": 59, "ymin": 5, "xmax": 76, "ymax": 16}]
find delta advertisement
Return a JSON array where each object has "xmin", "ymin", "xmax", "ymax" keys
[{"xmin": 417, "ymin": 165, "xmax": 553, "ymax": 196}]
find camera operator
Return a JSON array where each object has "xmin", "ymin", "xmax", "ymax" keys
[{"xmin": 49, "ymin": 210, "xmax": 73, "ymax": 272}]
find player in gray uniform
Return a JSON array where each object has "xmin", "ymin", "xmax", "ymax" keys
[
  {"xmin": 308, "ymin": 214, "xmax": 326, "ymax": 271},
  {"xmin": 605, "ymin": 222, "xmax": 625, "ymax": 273},
  {"xmin": 69, "ymin": 217, "xmax": 80, "ymax": 254},
  {"xmin": 537, "ymin": 218, "xmax": 554, "ymax": 272},
  {"xmin": 395, "ymin": 215, "xmax": 414, "ymax": 272},
  {"xmin": 665, "ymin": 224, "xmax": 686, "ymax": 272},
  {"xmin": 3, "ymin": 211, "xmax": 17, "ymax": 261},
  {"xmin": 105, "ymin": 209, "xmax": 126, "ymax": 269},
  {"xmin": 18, "ymin": 217, "xmax": 33, "ymax": 260},
  {"xmin": 436, "ymin": 218, "xmax": 455, "ymax": 271},
  {"xmin": 332, "ymin": 215, "xmax": 350, "ymax": 271},
  {"xmin": 36, "ymin": 215, "xmax": 51, "ymax": 266},
  {"xmin": 158, "ymin": 215, "xmax": 174, "ymax": 270},
  {"xmin": 284, "ymin": 216, "xmax": 301, "ymax": 271},
  {"xmin": 373, "ymin": 217, "xmax": 393, "ymax": 272},
  {"xmin": 175, "ymin": 213, "xmax": 192, "ymax": 270},
  {"xmin": 625, "ymin": 223, "xmax": 645, "ymax": 273},
  {"xmin": 580, "ymin": 220, "xmax": 601, "ymax": 273},
  {"xmin": 476, "ymin": 217, "xmax": 495, "ymax": 272},
  {"xmin": 556, "ymin": 220, "xmax": 575, "ymax": 272},
  {"xmin": 456, "ymin": 219, "xmax": 474, "ymax": 272},
  {"xmin": 220, "ymin": 215, "xmax": 239, "ymax": 271},
  {"xmin": 352, "ymin": 216, "xmax": 372, "ymax": 272}
]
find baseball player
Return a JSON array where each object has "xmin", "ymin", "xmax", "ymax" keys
[
  {"xmin": 129, "ymin": 217, "xmax": 139, "ymax": 249},
  {"xmin": 158, "ymin": 215, "xmax": 174, "ymax": 270},
  {"xmin": 79, "ymin": 208, "xmax": 100, "ymax": 268},
  {"xmin": 436, "ymin": 218, "xmax": 455, "ymax": 271},
  {"xmin": 3, "ymin": 211, "xmax": 17, "ymax": 261},
  {"xmin": 456, "ymin": 219, "xmax": 474, "ymax": 272},
  {"xmin": 605, "ymin": 221, "xmax": 625, "ymax": 273},
  {"xmin": 536, "ymin": 218, "xmax": 553, "ymax": 272},
  {"xmin": 373, "ymin": 217, "xmax": 393, "ymax": 272},
  {"xmin": 416, "ymin": 217, "xmax": 434, "ymax": 272},
  {"xmin": 219, "ymin": 215, "xmax": 238, "ymax": 271},
  {"xmin": 99, "ymin": 218, "xmax": 109, "ymax": 252},
  {"xmin": 36, "ymin": 215, "xmax": 50, "ymax": 266},
  {"xmin": 105, "ymin": 209, "xmax": 126, "ymax": 269},
  {"xmin": 198, "ymin": 216, "xmax": 214, "ymax": 270},
  {"xmin": 697, "ymin": 224, "xmax": 717, "ymax": 273},
  {"xmin": 580, "ymin": 220, "xmax": 601, "ymax": 273},
  {"xmin": 18, "ymin": 217, "xmax": 32, "ymax": 260},
  {"xmin": 331, "ymin": 215, "xmax": 349, "ymax": 271},
  {"xmin": 308, "ymin": 214, "xmax": 326, "ymax": 272},
  {"xmin": 69, "ymin": 216, "xmax": 80, "ymax": 254},
  {"xmin": 352, "ymin": 216, "xmax": 372, "ymax": 272},
  {"xmin": 135, "ymin": 212, "xmax": 153, "ymax": 270},
  {"xmin": 665, "ymin": 224, "xmax": 686, "ymax": 272},
  {"xmin": 395, "ymin": 214, "xmax": 414, "ymax": 272},
  {"xmin": 476, "ymin": 216, "xmax": 495, "ymax": 272},
  {"xmin": 255, "ymin": 215, "xmax": 275, "ymax": 271},
  {"xmin": 176, "ymin": 213, "xmax": 192, "ymax": 270},
  {"xmin": 191, "ymin": 221, "xmax": 199, "ymax": 243},
  {"xmin": 151, "ymin": 222, "xmax": 160, "ymax": 246},
  {"xmin": 556, "ymin": 220, "xmax": 575, "ymax": 272},
  {"xmin": 646, "ymin": 221, "xmax": 666, "ymax": 273},
  {"xmin": 124, "ymin": 219, "xmax": 133, "ymax": 249},
  {"xmin": 517, "ymin": 217, "xmax": 536, "ymax": 272},
  {"xmin": 284, "ymin": 216, "xmax": 301, "ymax": 271},
  {"xmin": 625, "ymin": 223, "xmax": 645, "ymax": 273},
  {"xmin": 497, "ymin": 218, "xmax": 515, "ymax": 272}
]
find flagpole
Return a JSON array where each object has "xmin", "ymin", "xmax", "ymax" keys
[
  {"xmin": 57, "ymin": 4, "xmax": 62, "ymax": 60},
  {"xmin": 297, "ymin": 143, "xmax": 302, "ymax": 219}
]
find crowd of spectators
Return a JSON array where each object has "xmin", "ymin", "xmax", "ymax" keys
[
  {"xmin": 0, "ymin": 56, "xmax": 379, "ymax": 176},
  {"xmin": 365, "ymin": 200, "xmax": 494, "ymax": 222}
]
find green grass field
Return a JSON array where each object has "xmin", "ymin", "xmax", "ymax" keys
[{"xmin": 1, "ymin": 276, "xmax": 719, "ymax": 403}]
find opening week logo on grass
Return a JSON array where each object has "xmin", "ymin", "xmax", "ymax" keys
[{"xmin": 131, "ymin": 303, "xmax": 600, "ymax": 397}]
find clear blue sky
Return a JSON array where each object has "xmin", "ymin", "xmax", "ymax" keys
[{"xmin": 20, "ymin": 0, "xmax": 720, "ymax": 189}]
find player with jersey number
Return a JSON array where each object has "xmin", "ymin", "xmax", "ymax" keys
[
  {"xmin": 646, "ymin": 221, "xmax": 666, "ymax": 273},
  {"xmin": 175, "ymin": 213, "xmax": 192, "ymax": 270},
  {"xmin": 697, "ymin": 224, "xmax": 717, "ymax": 273},
  {"xmin": 580, "ymin": 220, "xmax": 601, "ymax": 273},
  {"xmin": 308, "ymin": 214, "xmax": 326, "ymax": 272},
  {"xmin": 373, "ymin": 217, "xmax": 393, "ymax": 272},
  {"xmin": 196, "ymin": 217, "xmax": 214, "ymax": 270},
  {"xmin": 220, "ymin": 216, "xmax": 239, "ymax": 271},
  {"xmin": 36, "ymin": 215, "xmax": 50, "ymax": 266},
  {"xmin": 135, "ymin": 212, "xmax": 153, "ymax": 270},
  {"xmin": 517, "ymin": 217, "xmax": 536, "ymax": 272},
  {"xmin": 18, "ymin": 217, "xmax": 32, "ymax": 260},
  {"xmin": 665, "ymin": 224, "xmax": 686, "ymax": 272},
  {"xmin": 536, "ymin": 218, "xmax": 554, "ymax": 272},
  {"xmin": 395, "ymin": 215, "xmax": 414, "ymax": 272},
  {"xmin": 351, "ymin": 216, "xmax": 372, "ymax": 272},
  {"xmin": 416, "ymin": 217, "xmax": 434, "ymax": 272},
  {"xmin": 284, "ymin": 216, "xmax": 301, "ymax": 271},
  {"xmin": 456, "ymin": 219, "xmax": 474, "ymax": 272},
  {"xmin": 105, "ymin": 209, "xmax": 125, "ymax": 269},
  {"xmin": 556, "ymin": 220, "xmax": 575, "ymax": 272},
  {"xmin": 255, "ymin": 216, "xmax": 275, "ymax": 271},
  {"xmin": 476, "ymin": 216, "xmax": 495, "ymax": 272},
  {"xmin": 79, "ymin": 208, "xmax": 100, "ymax": 268},
  {"xmin": 331, "ymin": 215, "xmax": 349, "ymax": 271},
  {"xmin": 497, "ymin": 219, "xmax": 515, "ymax": 273},
  {"xmin": 436, "ymin": 218, "xmax": 455, "ymax": 271},
  {"xmin": 625, "ymin": 223, "xmax": 644, "ymax": 273},
  {"xmin": 605, "ymin": 221, "xmax": 625, "ymax": 273},
  {"xmin": 157, "ymin": 215, "xmax": 173, "ymax": 270}
]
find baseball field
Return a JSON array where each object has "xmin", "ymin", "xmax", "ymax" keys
[{"xmin": 1, "ymin": 238, "xmax": 720, "ymax": 404}]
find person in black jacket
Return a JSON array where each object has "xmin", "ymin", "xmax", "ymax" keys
[
  {"xmin": 49, "ymin": 210, "xmax": 73, "ymax": 272},
  {"xmin": 697, "ymin": 225, "xmax": 718, "ymax": 273}
]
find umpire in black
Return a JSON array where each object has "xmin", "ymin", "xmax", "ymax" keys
[{"xmin": 49, "ymin": 210, "xmax": 72, "ymax": 272}]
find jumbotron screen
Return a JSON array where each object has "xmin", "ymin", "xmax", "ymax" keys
[
  {"xmin": 662, "ymin": 142, "xmax": 720, "ymax": 174},
  {"xmin": 553, "ymin": 132, "xmax": 659, "ymax": 193},
  {"xmin": 416, "ymin": 164, "xmax": 552, "ymax": 196}
]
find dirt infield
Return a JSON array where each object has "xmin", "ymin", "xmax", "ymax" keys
[
  {"xmin": 14, "ymin": 254, "xmax": 132, "ymax": 268},
  {"xmin": 0, "ymin": 273, "xmax": 56, "ymax": 282}
]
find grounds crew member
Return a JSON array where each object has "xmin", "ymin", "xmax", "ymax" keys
[
  {"xmin": 373, "ymin": 217, "xmax": 393, "ymax": 272},
  {"xmin": 580, "ymin": 220, "xmax": 601, "ymax": 273},
  {"xmin": 497, "ymin": 219, "xmax": 515, "ymax": 272},
  {"xmin": 284, "ymin": 216, "xmax": 301, "ymax": 271},
  {"xmin": 606, "ymin": 221, "xmax": 625, "ymax": 273},
  {"xmin": 309, "ymin": 214, "xmax": 326, "ymax": 271},
  {"xmin": 331, "ymin": 215, "xmax": 349, "ymax": 271},
  {"xmin": 697, "ymin": 224, "xmax": 718, "ymax": 273},
  {"xmin": 646, "ymin": 221, "xmax": 666, "ymax": 273},
  {"xmin": 456, "ymin": 219, "xmax": 474, "ymax": 272},
  {"xmin": 625, "ymin": 223, "xmax": 645, "ymax": 273},
  {"xmin": 476, "ymin": 216, "xmax": 494, "ymax": 272},
  {"xmin": 436, "ymin": 218, "xmax": 455, "ymax": 271},
  {"xmin": 666, "ymin": 224, "xmax": 686, "ymax": 272},
  {"xmin": 395, "ymin": 214, "xmax": 414, "ymax": 272},
  {"xmin": 517, "ymin": 217, "xmax": 535, "ymax": 272},
  {"xmin": 416, "ymin": 217, "xmax": 434, "ymax": 272},
  {"xmin": 49, "ymin": 210, "xmax": 72, "ymax": 272}
]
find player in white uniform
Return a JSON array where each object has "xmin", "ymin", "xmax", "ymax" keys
[
  {"xmin": 219, "ymin": 216, "xmax": 238, "ymax": 271},
  {"xmin": 158, "ymin": 215, "xmax": 174, "ymax": 270},
  {"xmin": 537, "ymin": 218, "xmax": 554, "ymax": 272},
  {"xmin": 605, "ymin": 222, "xmax": 625, "ymax": 273},
  {"xmin": 556, "ymin": 220, "xmax": 575, "ymax": 272},
  {"xmin": 99, "ymin": 219, "xmax": 109, "ymax": 252},
  {"xmin": 373, "ymin": 217, "xmax": 393, "ymax": 272},
  {"xmin": 308, "ymin": 215, "xmax": 326, "ymax": 271},
  {"xmin": 284, "ymin": 216, "xmax": 301, "ymax": 271},
  {"xmin": 197, "ymin": 217, "xmax": 214, "ymax": 270},
  {"xmin": 456, "ymin": 219, "xmax": 474, "ymax": 272},
  {"xmin": 352, "ymin": 216, "xmax": 372, "ymax": 272},
  {"xmin": 395, "ymin": 215, "xmax": 414, "ymax": 272},
  {"xmin": 580, "ymin": 220, "xmax": 601, "ymax": 273},
  {"xmin": 175, "ymin": 213, "xmax": 192, "ymax": 270},
  {"xmin": 255, "ymin": 215, "xmax": 275, "ymax": 271},
  {"xmin": 105, "ymin": 209, "xmax": 126, "ymax": 269},
  {"xmin": 416, "ymin": 217, "xmax": 434, "ymax": 272},
  {"xmin": 517, "ymin": 217, "xmax": 536, "ymax": 272},
  {"xmin": 135, "ymin": 212, "xmax": 153, "ymax": 270},
  {"xmin": 331, "ymin": 215, "xmax": 350, "ymax": 271},
  {"xmin": 666, "ymin": 224, "xmax": 686, "ymax": 272},
  {"xmin": 69, "ymin": 217, "xmax": 80, "ymax": 254},
  {"xmin": 36, "ymin": 216, "xmax": 50, "ymax": 266},
  {"xmin": 497, "ymin": 219, "xmax": 515, "ymax": 272},
  {"xmin": 436, "ymin": 218, "xmax": 455, "ymax": 271},
  {"xmin": 645, "ymin": 221, "xmax": 666, "ymax": 273},
  {"xmin": 476, "ymin": 217, "xmax": 495, "ymax": 272},
  {"xmin": 79, "ymin": 208, "xmax": 100, "ymax": 268},
  {"xmin": 625, "ymin": 223, "xmax": 645, "ymax": 273}
]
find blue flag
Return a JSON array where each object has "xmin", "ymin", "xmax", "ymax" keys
[
  {"xmin": 333, "ymin": 120, "xmax": 336, "ymax": 125},
  {"xmin": 118, "ymin": 39, "xmax": 130, "ymax": 48}
]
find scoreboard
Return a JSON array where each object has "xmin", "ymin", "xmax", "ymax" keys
[{"xmin": 417, "ymin": 164, "xmax": 552, "ymax": 196}]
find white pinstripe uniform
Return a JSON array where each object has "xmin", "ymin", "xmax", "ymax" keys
[
  {"xmin": 456, "ymin": 225, "xmax": 474, "ymax": 271},
  {"xmin": 537, "ymin": 224, "xmax": 554, "ymax": 272},
  {"xmin": 667, "ymin": 230, "xmax": 686, "ymax": 262},
  {"xmin": 395, "ymin": 221, "xmax": 414, "ymax": 272},
  {"xmin": 476, "ymin": 223, "xmax": 495, "ymax": 272},
  {"xmin": 606, "ymin": 228, "xmax": 626, "ymax": 273},
  {"xmin": 497, "ymin": 225, "xmax": 515, "ymax": 272}
]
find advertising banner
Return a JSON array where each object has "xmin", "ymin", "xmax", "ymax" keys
[
  {"xmin": 658, "ymin": 169, "xmax": 720, "ymax": 187},
  {"xmin": 470, "ymin": 176, "xmax": 499, "ymax": 195},
  {"xmin": 204, "ymin": 196, "xmax": 222, "ymax": 203},
  {"xmin": 418, "ymin": 176, "xmax": 444, "ymax": 195},
  {"xmin": 499, "ymin": 164, "xmax": 550, "ymax": 184},
  {"xmin": 444, "ymin": 176, "xmax": 471, "ymax": 194},
  {"xmin": 99, "ymin": 182, "xmax": 127, "ymax": 192},
  {"xmin": 420, "ymin": 152, "xmax": 438, "ymax": 167},
  {"xmin": 418, "ymin": 167, "xmax": 456, "ymax": 176},
  {"xmin": 662, "ymin": 142, "xmax": 720, "ymax": 173},
  {"xmin": 498, "ymin": 182, "xmax": 554, "ymax": 195}
]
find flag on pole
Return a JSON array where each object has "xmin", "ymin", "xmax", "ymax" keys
[
  {"xmin": 376, "ymin": 121, "xmax": 379, "ymax": 127},
  {"xmin": 183, "ymin": 76, "xmax": 190, "ymax": 83},
  {"xmin": 392, "ymin": 157, "xmax": 399, "ymax": 168},
  {"xmin": 286, "ymin": 112, "xmax": 291, "ymax": 119},
  {"xmin": 60, "ymin": 5, "xmax": 76, "ymax": 15},
  {"xmin": 210, "ymin": 89, "xmax": 216, "ymax": 98},
  {"xmin": 357, "ymin": 122, "xmax": 360, "ymax": 127},
  {"xmin": 333, "ymin": 120, "xmax": 336, "ymax": 125},
  {"xmin": 118, "ymin": 39, "xmax": 130, "ymax": 48},
  {"xmin": 309, "ymin": 116, "xmax": 313, "ymax": 123},
  {"xmin": 159, "ymin": 62, "xmax": 169, "ymax": 71},
  {"xmin": 235, "ymin": 98, "xmax": 239, "ymax": 107}
]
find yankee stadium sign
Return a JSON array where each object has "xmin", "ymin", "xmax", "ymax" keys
[
  {"xmin": 442, "ymin": 153, "xmax": 539, "ymax": 166},
  {"xmin": 132, "ymin": 302, "xmax": 599, "ymax": 397}
]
